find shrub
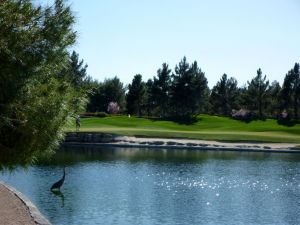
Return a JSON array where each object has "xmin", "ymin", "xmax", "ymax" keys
[
  {"xmin": 107, "ymin": 102, "xmax": 120, "ymax": 114},
  {"xmin": 95, "ymin": 112, "xmax": 108, "ymax": 117},
  {"xmin": 231, "ymin": 109, "xmax": 257, "ymax": 121}
]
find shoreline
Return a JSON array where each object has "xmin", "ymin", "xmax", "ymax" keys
[
  {"xmin": 63, "ymin": 133, "xmax": 300, "ymax": 153},
  {"xmin": 0, "ymin": 182, "xmax": 51, "ymax": 225}
]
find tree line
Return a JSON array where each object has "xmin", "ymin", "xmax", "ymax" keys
[{"xmin": 82, "ymin": 57, "xmax": 299, "ymax": 120}]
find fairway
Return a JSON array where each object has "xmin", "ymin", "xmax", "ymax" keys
[{"xmin": 65, "ymin": 115, "xmax": 300, "ymax": 143}]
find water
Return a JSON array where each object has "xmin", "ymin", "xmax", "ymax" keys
[{"xmin": 1, "ymin": 147, "xmax": 300, "ymax": 225}]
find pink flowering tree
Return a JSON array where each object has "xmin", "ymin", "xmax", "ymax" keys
[{"xmin": 107, "ymin": 102, "xmax": 120, "ymax": 114}]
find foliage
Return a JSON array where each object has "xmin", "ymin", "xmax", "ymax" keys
[
  {"xmin": 125, "ymin": 60, "xmax": 208, "ymax": 118},
  {"xmin": 142, "ymin": 79, "xmax": 155, "ymax": 116},
  {"xmin": 85, "ymin": 80, "xmax": 104, "ymax": 112},
  {"xmin": 67, "ymin": 51, "xmax": 88, "ymax": 87},
  {"xmin": 170, "ymin": 57, "xmax": 209, "ymax": 117},
  {"xmin": 151, "ymin": 63, "xmax": 172, "ymax": 116},
  {"xmin": 107, "ymin": 102, "xmax": 120, "ymax": 114},
  {"xmin": 126, "ymin": 74, "xmax": 146, "ymax": 116},
  {"xmin": 280, "ymin": 63, "xmax": 300, "ymax": 119},
  {"xmin": 266, "ymin": 81, "xmax": 281, "ymax": 117},
  {"xmin": 82, "ymin": 59, "xmax": 298, "ymax": 124},
  {"xmin": 244, "ymin": 68, "xmax": 270, "ymax": 118},
  {"xmin": 231, "ymin": 109, "xmax": 257, "ymax": 121},
  {"xmin": 210, "ymin": 74, "xmax": 239, "ymax": 115},
  {"xmin": 86, "ymin": 77, "xmax": 125, "ymax": 113},
  {"xmin": 0, "ymin": 0, "xmax": 84, "ymax": 169}
]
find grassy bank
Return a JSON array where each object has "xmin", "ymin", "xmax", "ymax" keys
[{"xmin": 65, "ymin": 115, "xmax": 300, "ymax": 143}]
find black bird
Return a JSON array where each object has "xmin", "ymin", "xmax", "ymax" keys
[{"xmin": 50, "ymin": 167, "xmax": 65, "ymax": 191}]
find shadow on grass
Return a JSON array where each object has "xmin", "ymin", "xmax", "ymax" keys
[
  {"xmin": 148, "ymin": 115, "xmax": 201, "ymax": 125},
  {"xmin": 231, "ymin": 116, "xmax": 267, "ymax": 124},
  {"xmin": 277, "ymin": 119, "xmax": 300, "ymax": 127}
]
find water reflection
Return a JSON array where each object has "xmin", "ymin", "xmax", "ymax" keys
[
  {"xmin": 39, "ymin": 146, "xmax": 300, "ymax": 165},
  {"xmin": 51, "ymin": 190, "xmax": 65, "ymax": 208}
]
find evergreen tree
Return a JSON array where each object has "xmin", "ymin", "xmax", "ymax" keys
[
  {"xmin": 236, "ymin": 86, "xmax": 248, "ymax": 109},
  {"xmin": 267, "ymin": 81, "xmax": 281, "ymax": 117},
  {"xmin": 102, "ymin": 77, "xmax": 126, "ymax": 112},
  {"xmin": 281, "ymin": 63, "xmax": 300, "ymax": 118},
  {"xmin": 170, "ymin": 57, "xmax": 208, "ymax": 117},
  {"xmin": 143, "ymin": 79, "xmax": 155, "ymax": 116},
  {"xmin": 86, "ymin": 77, "xmax": 125, "ymax": 113},
  {"xmin": 245, "ymin": 68, "xmax": 269, "ymax": 118},
  {"xmin": 68, "ymin": 51, "xmax": 88, "ymax": 87},
  {"xmin": 86, "ymin": 80, "xmax": 104, "ymax": 112},
  {"xmin": 189, "ymin": 61, "xmax": 209, "ymax": 114},
  {"xmin": 210, "ymin": 74, "xmax": 239, "ymax": 115},
  {"xmin": 126, "ymin": 74, "xmax": 145, "ymax": 116},
  {"xmin": 151, "ymin": 63, "xmax": 171, "ymax": 117}
]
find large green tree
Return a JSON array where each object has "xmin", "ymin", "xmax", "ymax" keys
[
  {"xmin": 151, "ymin": 63, "xmax": 171, "ymax": 117},
  {"xmin": 142, "ymin": 79, "xmax": 155, "ymax": 116},
  {"xmin": 210, "ymin": 74, "xmax": 239, "ymax": 115},
  {"xmin": 245, "ymin": 68, "xmax": 269, "ymax": 118},
  {"xmin": 86, "ymin": 77, "xmax": 125, "ymax": 113},
  {"xmin": 281, "ymin": 63, "xmax": 300, "ymax": 119},
  {"xmin": 101, "ymin": 77, "xmax": 126, "ymax": 112},
  {"xmin": 0, "ymin": 0, "xmax": 84, "ymax": 169},
  {"xmin": 266, "ymin": 81, "xmax": 281, "ymax": 117},
  {"xmin": 85, "ymin": 81, "xmax": 104, "ymax": 112},
  {"xmin": 67, "ymin": 51, "xmax": 88, "ymax": 87},
  {"xmin": 170, "ymin": 57, "xmax": 208, "ymax": 117},
  {"xmin": 126, "ymin": 74, "xmax": 145, "ymax": 116}
]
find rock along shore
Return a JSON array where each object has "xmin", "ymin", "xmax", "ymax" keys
[{"xmin": 63, "ymin": 132, "xmax": 300, "ymax": 153}]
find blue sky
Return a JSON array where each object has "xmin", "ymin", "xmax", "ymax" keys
[{"xmin": 67, "ymin": 0, "xmax": 300, "ymax": 87}]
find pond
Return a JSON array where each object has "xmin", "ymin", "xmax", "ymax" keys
[{"xmin": 1, "ymin": 146, "xmax": 300, "ymax": 225}]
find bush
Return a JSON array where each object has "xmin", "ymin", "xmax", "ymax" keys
[
  {"xmin": 95, "ymin": 112, "xmax": 108, "ymax": 117},
  {"xmin": 231, "ymin": 109, "xmax": 257, "ymax": 121},
  {"xmin": 277, "ymin": 110, "xmax": 294, "ymax": 126},
  {"xmin": 107, "ymin": 102, "xmax": 120, "ymax": 114}
]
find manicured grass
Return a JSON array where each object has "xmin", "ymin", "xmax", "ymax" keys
[{"xmin": 65, "ymin": 115, "xmax": 300, "ymax": 143}]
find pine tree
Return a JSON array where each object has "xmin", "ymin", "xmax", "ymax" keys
[
  {"xmin": 170, "ymin": 57, "xmax": 208, "ymax": 117},
  {"xmin": 126, "ymin": 74, "xmax": 145, "ymax": 116},
  {"xmin": 210, "ymin": 74, "xmax": 239, "ymax": 115},
  {"xmin": 267, "ymin": 81, "xmax": 281, "ymax": 117},
  {"xmin": 189, "ymin": 61, "xmax": 209, "ymax": 114},
  {"xmin": 281, "ymin": 63, "xmax": 300, "ymax": 119},
  {"xmin": 143, "ymin": 79, "xmax": 155, "ymax": 116},
  {"xmin": 151, "ymin": 63, "xmax": 171, "ymax": 117},
  {"xmin": 245, "ymin": 68, "xmax": 269, "ymax": 118},
  {"xmin": 68, "ymin": 51, "xmax": 88, "ymax": 87},
  {"xmin": 85, "ymin": 77, "xmax": 125, "ymax": 113}
]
